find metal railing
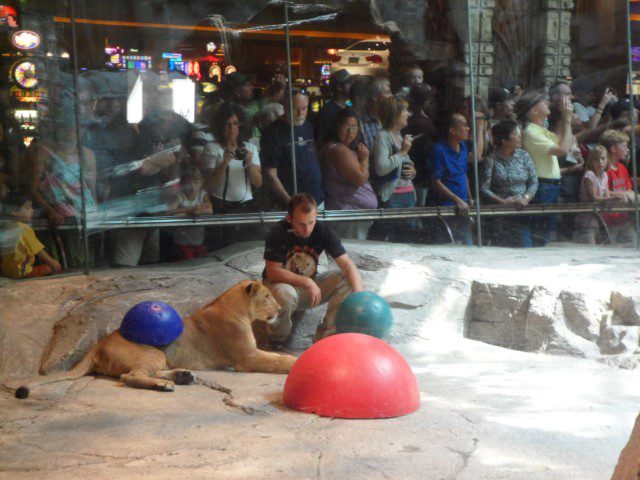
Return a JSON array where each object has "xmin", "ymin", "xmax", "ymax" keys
[{"xmin": 6, "ymin": 203, "xmax": 639, "ymax": 231}]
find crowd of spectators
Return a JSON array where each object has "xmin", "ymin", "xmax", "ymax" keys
[{"xmin": 1, "ymin": 65, "xmax": 639, "ymax": 277}]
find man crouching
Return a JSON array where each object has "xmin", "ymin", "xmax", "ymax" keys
[{"xmin": 263, "ymin": 193, "xmax": 363, "ymax": 343}]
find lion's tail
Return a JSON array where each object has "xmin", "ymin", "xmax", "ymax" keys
[{"xmin": 11, "ymin": 344, "xmax": 99, "ymax": 399}]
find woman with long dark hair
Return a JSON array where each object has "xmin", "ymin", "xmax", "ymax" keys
[
  {"xmin": 202, "ymin": 102, "xmax": 262, "ymax": 213},
  {"xmin": 202, "ymin": 102, "xmax": 262, "ymax": 249},
  {"xmin": 320, "ymin": 108, "xmax": 377, "ymax": 239}
]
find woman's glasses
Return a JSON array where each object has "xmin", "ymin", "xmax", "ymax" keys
[{"xmin": 340, "ymin": 124, "xmax": 359, "ymax": 132}]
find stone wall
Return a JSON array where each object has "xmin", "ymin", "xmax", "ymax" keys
[
  {"xmin": 536, "ymin": 0, "xmax": 573, "ymax": 88},
  {"xmin": 394, "ymin": 0, "xmax": 576, "ymax": 102}
]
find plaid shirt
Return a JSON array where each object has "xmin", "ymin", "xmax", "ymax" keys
[{"xmin": 360, "ymin": 113, "xmax": 382, "ymax": 152}]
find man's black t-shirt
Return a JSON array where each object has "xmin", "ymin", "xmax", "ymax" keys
[{"xmin": 263, "ymin": 219, "xmax": 346, "ymax": 279}]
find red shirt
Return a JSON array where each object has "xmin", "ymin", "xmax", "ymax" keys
[{"xmin": 605, "ymin": 162, "xmax": 632, "ymax": 225}]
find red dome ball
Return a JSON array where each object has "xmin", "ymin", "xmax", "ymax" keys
[{"xmin": 283, "ymin": 333, "xmax": 420, "ymax": 419}]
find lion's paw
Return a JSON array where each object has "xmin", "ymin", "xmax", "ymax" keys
[
  {"xmin": 155, "ymin": 381, "xmax": 175, "ymax": 392},
  {"xmin": 174, "ymin": 370, "xmax": 195, "ymax": 385}
]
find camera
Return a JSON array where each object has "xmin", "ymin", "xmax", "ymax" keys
[{"xmin": 235, "ymin": 147, "xmax": 247, "ymax": 160}]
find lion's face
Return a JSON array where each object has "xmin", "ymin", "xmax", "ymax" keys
[
  {"xmin": 245, "ymin": 281, "xmax": 281, "ymax": 323},
  {"xmin": 284, "ymin": 251, "xmax": 317, "ymax": 278}
]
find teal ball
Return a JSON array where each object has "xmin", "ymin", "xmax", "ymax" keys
[{"xmin": 335, "ymin": 291, "xmax": 393, "ymax": 339}]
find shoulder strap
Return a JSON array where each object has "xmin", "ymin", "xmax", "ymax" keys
[{"xmin": 222, "ymin": 166, "xmax": 230, "ymax": 202}]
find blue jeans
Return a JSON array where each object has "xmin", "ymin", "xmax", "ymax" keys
[
  {"xmin": 422, "ymin": 214, "xmax": 473, "ymax": 245},
  {"xmin": 448, "ymin": 216, "xmax": 474, "ymax": 245},
  {"xmin": 368, "ymin": 191, "xmax": 420, "ymax": 243},
  {"xmin": 492, "ymin": 217, "xmax": 533, "ymax": 248},
  {"xmin": 531, "ymin": 181, "xmax": 560, "ymax": 246}
]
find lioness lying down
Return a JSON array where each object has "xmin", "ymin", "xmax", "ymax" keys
[{"xmin": 10, "ymin": 280, "xmax": 297, "ymax": 399}]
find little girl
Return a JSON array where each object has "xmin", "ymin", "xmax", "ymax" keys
[
  {"xmin": 574, "ymin": 145, "xmax": 625, "ymax": 244},
  {"xmin": 170, "ymin": 167, "xmax": 212, "ymax": 260}
]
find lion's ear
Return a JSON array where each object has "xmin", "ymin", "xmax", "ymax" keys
[{"xmin": 245, "ymin": 281, "xmax": 261, "ymax": 297}]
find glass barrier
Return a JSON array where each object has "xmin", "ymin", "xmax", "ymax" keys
[
  {"xmin": 1, "ymin": 1, "xmax": 639, "ymax": 282},
  {"xmin": 310, "ymin": 0, "xmax": 474, "ymax": 244},
  {"xmin": 0, "ymin": 0, "xmax": 90, "ymax": 278},
  {"xmin": 474, "ymin": 0, "xmax": 639, "ymax": 248}
]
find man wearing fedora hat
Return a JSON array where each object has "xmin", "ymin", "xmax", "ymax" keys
[{"xmin": 516, "ymin": 89, "xmax": 573, "ymax": 246}]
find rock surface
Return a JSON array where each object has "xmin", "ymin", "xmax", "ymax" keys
[
  {"xmin": 467, "ymin": 281, "xmax": 640, "ymax": 361},
  {"xmin": 1, "ymin": 242, "xmax": 640, "ymax": 479}
]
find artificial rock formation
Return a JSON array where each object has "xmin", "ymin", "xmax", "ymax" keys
[
  {"xmin": 2, "ymin": 243, "xmax": 640, "ymax": 480},
  {"xmin": 467, "ymin": 281, "xmax": 640, "ymax": 365}
]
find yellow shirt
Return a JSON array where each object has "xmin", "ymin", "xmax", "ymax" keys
[
  {"xmin": 522, "ymin": 123, "xmax": 561, "ymax": 179},
  {"xmin": 1, "ymin": 222, "xmax": 45, "ymax": 278}
]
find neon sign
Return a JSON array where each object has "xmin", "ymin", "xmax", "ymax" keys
[{"xmin": 12, "ymin": 30, "xmax": 40, "ymax": 50}]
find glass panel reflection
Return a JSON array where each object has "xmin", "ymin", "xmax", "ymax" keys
[
  {"xmin": 477, "ymin": 0, "xmax": 638, "ymax": 248},
  {"xmin": 2, "ymin": 1, "xmax": 639, "ymax": 282}
]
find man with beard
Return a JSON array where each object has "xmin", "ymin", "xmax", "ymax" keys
[{"xmin": 260, "ymin": 90, "xmax": 324, "ymax": 210}]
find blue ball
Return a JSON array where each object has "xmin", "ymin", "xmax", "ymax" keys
[
  {"xmin": 335, "ymin": 291, "xmax": 394, "ymax": 339},
  {"xmin": 120, "ymin": 301, "xmax": 183, "ymax": 346}
]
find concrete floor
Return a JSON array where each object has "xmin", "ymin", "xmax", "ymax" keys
[{"xmin": 1, "ymin": 242, "xmax": 639, "ymax": 479}]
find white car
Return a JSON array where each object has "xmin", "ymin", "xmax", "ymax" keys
[{"xmin": 328, "ymin": 39, "xmax": 390, "ymax": 76}]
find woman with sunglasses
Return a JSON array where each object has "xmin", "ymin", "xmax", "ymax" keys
[{"xmin": 320, "ymin": 108, "xmax": 377, "ymax": 239}]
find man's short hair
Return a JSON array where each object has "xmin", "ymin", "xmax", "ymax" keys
[
  {"xmin": 600, "ymin": 129, "xmax": 629, "ymax": 151},
  {"xmin": 288, "ymin": 193, "xmax": 317, "ymax": 216},
  {"xmin": 366, "ymin": 77, "xmax": 390, "ymax": 102},
  {"xmin": 436, "ymin": 110, "xmax": 465, "ymax": 138},
  {"xmin": 548, "ymin": 80, "xmax": 570, "ymax": 98},
  {"xmin": 282, "ymin": 88, "xmax": 309, "ymax": 110}
]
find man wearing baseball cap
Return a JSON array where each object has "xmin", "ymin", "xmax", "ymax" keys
[{"xmin": 315, "ymin": 69, "xmax": 354, "ymax": 143}]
